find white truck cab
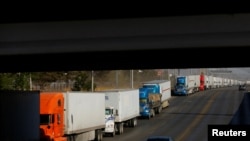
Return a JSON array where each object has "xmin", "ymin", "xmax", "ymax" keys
[{"xmin": 104, "ymin": 106, "xmax": 117, "ymax": 137}]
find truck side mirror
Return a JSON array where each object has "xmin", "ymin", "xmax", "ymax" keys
[{"xmin": 116, "ymin": 109, "xmax": 119, "ymax": 116}]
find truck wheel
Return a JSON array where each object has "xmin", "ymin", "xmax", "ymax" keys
[
  {"xmin": 121, "ymin": 124, "xmax": 124, "ymax": 134},
  {"xmin": 100, "ymin": 130, "xmax": 103, "ymax": 141},
  {"xmin": 158, "ymin": 106, "xmax": 162, "ymax": 113},
  {"xmin": 127, "ymin": 120, "xmax": 132, "ymax": 127},
  {"xmin": 118, "ymin": 123, "xmax": 124, "ymax": 134},
  {"xmin": 148, "ymin": 114, "xmax": 151, "ymax": 120},
  {"xmin": 95, "ymin": 130, "xmax": 103, "ymax": 141},
  {"xmin": 151, "ymin": 109, "xmax": 155, "ymax": 117},
  {"xmin": 155, "ymin": 108, "xmax": 159, "ymax": 114},
  {"xmin": 132, "ymin": 118, "xmax": 137, "ymax": 127},
  {"xmin": 67, "ymin": 135, "xmax": 75, "ymax": 141},
  {"xmin": 111, "ymin": 127, "xmax": 116, "ymax": 137}
]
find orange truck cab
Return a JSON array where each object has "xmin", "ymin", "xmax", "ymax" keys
[{"xmin": 40, "ymin": 92, "xmax": 67, "ymax": 141}]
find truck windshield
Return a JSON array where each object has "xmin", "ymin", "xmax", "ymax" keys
[
  {"xmin": 177, "ymin": 77, "xmax": 185, "ymax": 84},
  {"xmin": 143, "ymin": 85, "xmax": 158, "ymax": 93},
  {"xmin": 176, "ymin": 85, "xmax": 184, "ymax": 89},
  {"xmin": 105, "ymin": 109, "xmax": 112, "ymax": 115},
  {"xmin": 40, "ymin": 114, "xmax": 53, "ymax": 125},
  {"xmin": 140, "ymin": 98, "xmax": 148, "ymax": 104}
]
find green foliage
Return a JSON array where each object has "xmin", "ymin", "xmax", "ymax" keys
[
  {"xmin": 71, "ymin": 72, "xmax": 96, "ymax": 91},
  {"xmin": 0, "ymin": 70, "xmax": 161, "ymax": 91},
  {"xmin": 31, "ymin": 72, "xmax": 70, "ymax": 90},
  {"xmin": 84, "ymin": 80, "xmax": 96, "ymax": 91},
  {"xmin": 13, "ymin": 73, "xmax": 30, "ymax": 90},
  {"xmin": 0, "ymin": 73, "xmax": 31, "ymax": 90},
  {"xmin": 0, "ymin": 73, "xmax": 15, "ymax": 90}
]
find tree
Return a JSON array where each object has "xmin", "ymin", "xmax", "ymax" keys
[
  {"xmin": 32, "ymin": 72, "xmax": 66, "ymax": 90},
  {"xmin": 71, "ymin": 72, "xmax": 96, "ymax": 91},
  {"xmin": 13, "ymin": 73, "xmax": 30, "ymax": 90},
  {"xmin": 0, "ymin": 73, "xmax": 15, "ymax": 90}
]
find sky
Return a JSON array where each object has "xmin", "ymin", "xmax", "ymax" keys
[{"xmin": 228, "ymin": 68, "xmax": 250, "ymax": 81}]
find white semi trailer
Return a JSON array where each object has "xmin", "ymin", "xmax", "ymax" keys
[{"xmin": 103, "ymin": 89, "xmax": 140, "ymax": 136}]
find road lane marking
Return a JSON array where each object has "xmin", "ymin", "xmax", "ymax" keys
[{"xmin": 175, "ymin": 91, "xmax": 219, "ymax": 141}]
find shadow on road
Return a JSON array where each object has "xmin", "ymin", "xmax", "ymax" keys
[{"xmin": 229, "ymin": 92, "xmax": 250, "ymax": 125}]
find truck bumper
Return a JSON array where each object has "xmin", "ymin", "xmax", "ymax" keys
[
  {"xmin": 140, "ymin": 112, "xmax": 150, "ymax": 117},
  {"xmin": 174, "ymin": 91, "xmax": 187, "ymax": 96},
  {"xmin": 104, "ymin": 127, "xmax": 114, "ymax": 133},
  {"xmin": 54, "ymin": 137, "xmax": 67, "ymax": 141},
  {"xmin": 40, "ymin": 137, "xmax": 67, "ymax": 141}
]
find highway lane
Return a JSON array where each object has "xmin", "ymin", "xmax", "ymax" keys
[{"xmin": 102, "ymin": 86, "xmax": 249, "ymax": 141}]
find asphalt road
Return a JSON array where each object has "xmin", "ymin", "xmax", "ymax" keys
[{"xmin": 102, "ymin": 86, "xmax": 250, "ymax": 141}]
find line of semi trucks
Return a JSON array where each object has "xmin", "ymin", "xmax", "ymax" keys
[
  {"xmin": 173, "ymin": 73, "xmax": 245, "ymax": 96},
  {"xmin": 1, "ymin": 80, "xmax": 171, "ymax": 141},
  {"xmin": 39, "ymin": 80, "xmax": 172, "ymax": 141},
  {"xmin": 1, "ymin": 74, "xmax": 245, "ymax": 141}
]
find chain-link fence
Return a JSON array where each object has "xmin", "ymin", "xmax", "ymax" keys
[{"xmin": 32, "ymin": 69, "xmax": 206, "ymax": 91}]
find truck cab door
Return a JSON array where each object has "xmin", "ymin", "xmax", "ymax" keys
[
  {"xmin": 52, "ymin": 113, "xmax": 64, "ymax": 138},
  {"xmin": 53, "ymin": 99, "xmax": 64, "ymax": 138}
]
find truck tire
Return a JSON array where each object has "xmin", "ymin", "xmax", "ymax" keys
[
  {"xmin": 132, "ymin": 118, "xmax": 137, "ymax": 127},
  {"xmin": 67, "ymin": 135, "xmax": 75, "ymax": 141},
  {"xmin": 155, "ymin": 107, "xmax": 159, "ymax": 114},
  {"xmin": 158, "ymin": 106, "xmax": 162, "ymax": 114},
  {"xmin": 100, "ymin": 130, "xmax": 103, "ymax": 141},
  {"xmin": 147, "ymin": 114, "xmax": 151, "ymax": 120},
  {"xmin": 151, "ymin": 109, "xmax": 155, "ymax": 117},
  {"xmin": 95, "ymin": 130, "xmax": 103, "ymax": 141},
  {"xmin": 127, "ymin": 120, "xmax": 132, "ymax": 127},
  {"xmin": 111, "ymin": 127, "xmax": 116, "ymax": 137},
  {"xmin": 117, "ymin": 123, "xmax": 124, "ymax": 135},
  {"xmin": 121, "ymin": 124, "xmax": 124, "ymax": 134}
]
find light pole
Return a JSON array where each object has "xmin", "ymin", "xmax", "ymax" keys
[
  {"xmin": 131, "ymin": 70, "xmax": 143, "ymax": 89},
  {"xmin": 130, "ymin": 70, "xmax": 134, "ymax": 89},
  {"xmin": 91, "ymin": 70, "xmax": 94, "ymax": 92},
  {"xmin": 116, "ymin": 70, "xmax": 119, "ymax": 89},
  {"xmin": 29, "ymin": 73, "xmax": 32, "ymax": 91},
  {"xmin": 64, "ymin": 72, "xmax": 68, "ymax": 91}
]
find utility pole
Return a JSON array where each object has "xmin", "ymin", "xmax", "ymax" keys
[
  {"xmin": 91, "ymin": 70, "xmax": 94, "ymax": 92},
  {"xmin": 29, "ymin": 73, "xmax": 32, "ymax": 91},
  {"xmin": 116, "ymin": 70, "xmax": 119, "ymax": 89},
  {"xmin": 130, "ymin": 70, "xmax": 134, "ymax": 89}
]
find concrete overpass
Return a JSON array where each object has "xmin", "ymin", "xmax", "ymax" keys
[{"xmin": 1, "ymin": 10, "xmax": 250, "ymax": 72}]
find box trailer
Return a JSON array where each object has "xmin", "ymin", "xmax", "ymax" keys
[{"xmin": 103, "ymin": 89, "xmax": 139, "ymax": 136}]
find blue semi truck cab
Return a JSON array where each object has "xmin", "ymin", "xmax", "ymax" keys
[
  {"xmin": 139, "ymin": 88, "xmax": 150, "ymax": 118},
  {"xmin": 174, "ymin": 76, "xmax": 187, "ymax": 95},
  {"xmin": 139, "ymin": 80, "xmax": 171, "ymax": 119},
  {"xmin": 139, "ymin": 85, "xmax": 162, "ymax": 119},
  {"xmin": 174, "ymin": 75, "xmax": 200, "ymax": 96}
]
